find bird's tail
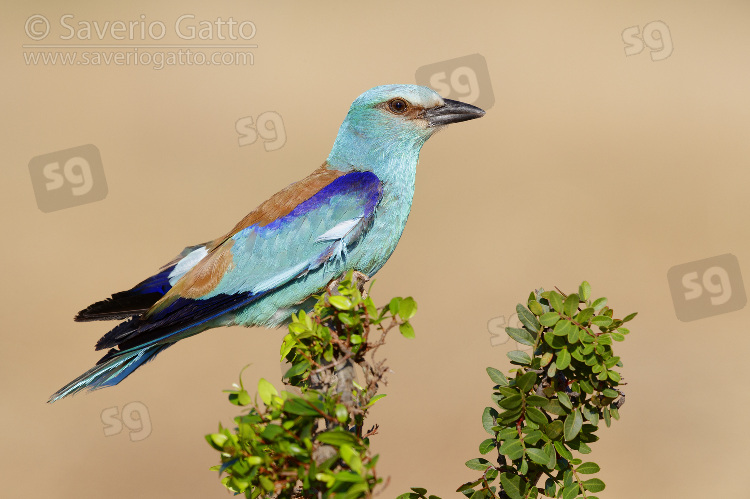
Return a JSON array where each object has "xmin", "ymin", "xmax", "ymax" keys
[{"xmin": 47, "ymin": 344, "xmax": 172, "ymax": 403}]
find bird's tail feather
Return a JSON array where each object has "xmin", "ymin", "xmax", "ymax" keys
[{"xmin": 47, "ymin": 344, "xmax": 172, "ymax": 403}]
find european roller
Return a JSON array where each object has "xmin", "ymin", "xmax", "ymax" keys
[{"xmin": 49, "ymin": 84, "xmax": 484, "ymax": 402}]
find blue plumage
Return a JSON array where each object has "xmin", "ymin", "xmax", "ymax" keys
[{"xmin": 49, "ymin": 84, "xmax": 484, "ymax": 402}]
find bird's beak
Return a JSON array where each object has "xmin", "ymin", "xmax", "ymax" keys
[{"xmin": 423, "ymin": 99, "xmax": 486, "ymax": 127}]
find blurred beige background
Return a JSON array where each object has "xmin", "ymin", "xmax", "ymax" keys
[{"xmin": 3, "ymin": 1, "xmax": 750, "ymax": 498}]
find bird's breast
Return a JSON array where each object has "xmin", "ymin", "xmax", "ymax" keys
[{"xmin": 349, "ymin": 168, "xmax": 417, "ymax": 276}]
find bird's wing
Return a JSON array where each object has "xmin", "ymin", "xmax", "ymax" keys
[
  {"xmin": 74, "ymin": 164, "xmax": 356, "ymax": 322},
  {"xmin": 74, "ymin": 243, "xmax": 210, "ymax": 321},
  {"xmin": 94, "ymin": 168, "xmax": 382, "ymax": 356}
]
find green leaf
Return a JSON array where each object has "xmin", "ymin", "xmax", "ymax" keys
[
  {"xmin": 591, "ymin": 297, "xmax": 607, "ymax": 311},
  {"xmin": 258, "ymin": 378, "xmax": 277, "ymax": 405},
  {"xmin": 544, "ymin": 420, "xmax": 564, "ymax": 440},
  {"xmin": 579, "ymin": 281, "xmax": 591, "ymax": 301},
  {"xmin": 544, "ymin": 442, "xmax": 556, "ymax": 468},
  {"xmin": 557, "ymin": 391, "xmax": 572, "ymax": 410},
  {"xmin": 519, "ymin": 458, "xmax": 529, "ymax": 476},
  {"xmin": 339, "ymin": 444, "xmax": 362, "ymax": 473},
  {"xmin": 526, "ymin": 395, "xmax": 548, "ymax": 407},
  {"xmin": 526, "ymin": 448, "xmax": 550, "ymax": 465},
  {"xmin": 388, "ymin": 297, "xmax": 401, "ymax": 314},
  {"xmin": 259, "ymin": 475, "xmax": 274, "ymax": 491},
  {"xmin": 500, "ymin": 472, "xmax": 526, "ymax": 499},
  {"xmin": 207, "ymin": 433, "xmax": 228, "ymax": 449},
  {"xmin": 576, "ymin": 462, "xmax": 601, "ymax": 474},
  {"xmin": 507, "ymin": 350, "xmax": 532, "ymax": 365},
  {"xmin": 479, "ymin": 438, "xmax": 495, "ymax": 454},
  {"xmin": 544, "ymin": 478, "xmax": 557, "ymax": 497},
  {"xmin": 365, "ymin": 393, "xmax": 387, "ymax": 407},
  {"xmin": 563, "ymin": 293, "xmax": 579, "ymax": 316},
  {"xmin": 602, "ymin": 388, "xmax": 619, "ymax": 398},
  {"xmin": 540, "ymin": 351, "xmax": 554, "ymax": 366},
  {"xmin": 465, "ymin": 458, "xmax": 491, "ymax": 471},
  {"xmin": 399, "ymin": 322, "xmax": 415, "ymax": 339},
  {"xmin": 622, "ymin": 312, "xmax": 637, "ymax": 322},
  {"xmin": 329, "ymin": 295, "xmax": 352, "ymax": 310},
  {"xmin": 283, "ymin": 360, "xmax": 310, "ymax": 379},
  {"xmin": 284, "ymin": 396, "xmax": 323, "ymax": 416},
  {"xmin": 498, "ymin": 439, "xmax": 524, "ymax": 460},
  {"xmin": 317, "ymin": 430, "xmax": 359, "ymax": 446},
  {"xmin": 604, "ymin": 356, "xmax": 621, "ymax": 368},
  {"xmin": 523, "ymin": 429, "xmax": 543, "ymax": 446},
  {"xmin": 539, "ymin": 312, "xmax": 561, "ymax": 327},
  {"xmin": 506, "ymin": 327, "xmax": 535, "ymax": 347},
  {"xmin": 553, "ymin": 320, "xmax": 573, "ymax": 337},
  {"xmin": 576, "ymin": 307, "xmax": 595, "ymax": 325},
  {"xmin": 562, "ymin": 483, "xmax": 579, "ymax": 499},
  {"xmin": 482, "ymin": 407, "xmax": 499, "ymax": 434},
  {"xmin": 554, "ymin": 440, "xmax": 573, "ymax": 460},
  {"xmin": 591, "ymin": 316, "xmax": 613, "ymax": 327},
  {"xmin": 526, "ymin": 407, "xmax": 548, "ymax": 426},
  {"xmin": 549, "ymin": 291, "xmax": 563, "ymax": 313},
  {"xmin": 581, "ymin": 405, "xmax": 599, "ymax": 425},
  {"xmin": 237, "ymin": 389, "xmax": 251, "ymax": 406},
  {"xmin": 611, "ymin": 407, "xmax": 620, "ymax": 420},
  {"xmin": 398, "ymin": 297, "xmax": 417, "ymax": 320},
  {"xmin": 567, "ymin": 325, "xmax": 580, "ymax": 344},
  {"xmin": 544, "ymin": 332, "xmax": 567, "ymax": 349},
  {"xmin": 571, "ymin": 440, "xmax": 592, "ymax": 454},
  {"xmin": 487, "ymin": 367, "xmax": 509, "ymax": 386},
  {"xmin": 335, "ymin": 404, "xmax": 349, "ymax": 423},
  {"xmin": 555, "ymin": 348, "xmax": 571, "ymax": 370},
  {"xmin": 364, "ymin": 297, "xmax": 377, "ymax": 317},
  {"xmin": 516, "ymin": 304, "xmax": 541, "ymax": 332},
  {"xmin": 457, "ymin": 479, "xmax": 483, "ymax": 493},
  {"xmin": 564, "ymin": 409, "xmax": 583, "ymax": 441},
  {"xmin": 582, "ymin": 478, "xmax": 606, "ymax": 493},
  {"xmin": 497, "ymin": 428, "xmax": 518, "ymax": 441},
  {"xmin": 516, "ymin": 372, "xmax": 537, "ymax": 393},
  {"xmin": 498, "ymin": 394, "xmax": 522, "ymax": 410},
  {"xmin": 339, "ymin": 312, "xmax": 357, "ymax": 326},
  {"xmin": 543, "ymin": 399, "xmax": 568, "ymax": 416},
  {"xmin": 528, "ymin": 300, "xmax": 544, "ymax": 316}
]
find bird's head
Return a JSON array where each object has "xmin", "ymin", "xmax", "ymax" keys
[{"xmin": 327, "ymin": 84, "xmax": 485, "ymax": 172}]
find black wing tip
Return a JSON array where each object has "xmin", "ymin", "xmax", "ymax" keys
[{"xmin": 75, "ymin": 292, "xmax": 163, "ymax": 322}]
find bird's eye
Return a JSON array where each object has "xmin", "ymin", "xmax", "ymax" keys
[{"xmin": 388, "ymin": 98, "xmax": 409, "ymax": 114}]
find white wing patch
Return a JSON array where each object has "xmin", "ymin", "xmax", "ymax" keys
[
  {"xmin": 168, "ymin": 246, "xmax": 208, "ymax": 285},
  {"xmin": 316, "ymin": 218, "xmax": 363, "ymax": 243}
]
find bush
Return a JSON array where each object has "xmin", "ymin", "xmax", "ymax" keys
[{"xmin": 207, "ymin": 278, "xmax": 635, "ymax": 499}]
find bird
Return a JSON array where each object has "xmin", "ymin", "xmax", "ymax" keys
[{"xmin": 48, "ymin": 84, "xmax": 485, "ymax": 402}]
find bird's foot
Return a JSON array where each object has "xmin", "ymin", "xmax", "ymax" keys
[{"xmin": 326, "ymin": 271, "xmax": 370, "ymax": 299}]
